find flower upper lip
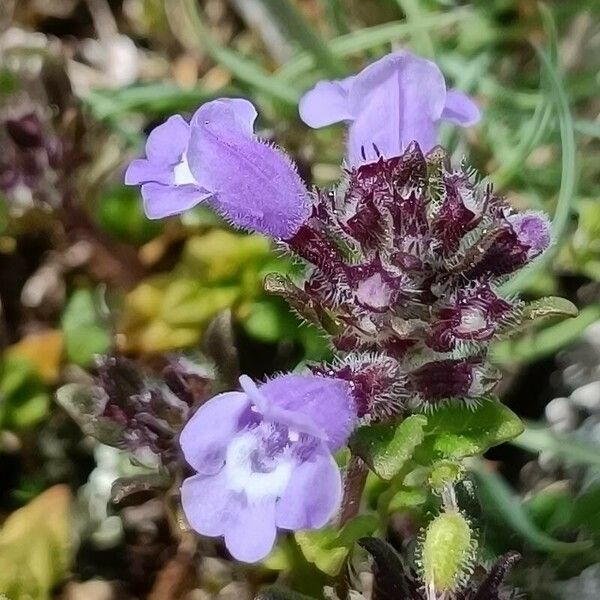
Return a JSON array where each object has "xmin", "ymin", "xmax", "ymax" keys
[{"xmin": 299, "ymin": 50, "xmax": 480, "ymax": 166}]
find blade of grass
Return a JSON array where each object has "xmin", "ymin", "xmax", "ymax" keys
[
  {"xmin": 257, "ymin": 0, "xmax": 347, "ymax": 77},
  {"xmin": 84, "ymin": 84, "xmax": 237, "ymax": 119},
  {"xmin": 491, "ymin": 304, "xmax": 600, "ymax": 365},
  {"xmin": 394, "ymin": 0, "xmax": 435, "ymax": 58},
  {"xmin": 323, "ymin": 0, "xmax": 350, "ymax": 35},
  {"xmin": 500, "ymin": 44, "xmax": 577, "ymax": 295},
  {"xmin": 471, "ymin": 462, "xmax": 592, "ymax": 554},
  {"xmin": 276, "ymin": 9, "xmax": 472, "ymax": 83},
  {"xmin": 171, "ymin": 0, "xmax": 300, "ymax": 106},
  {"xmin": 492, "ymin": 97, "xmax": 553, "ymax": 189},
  {"xmin": 511, "ymin": 424, "xmax": 600, "ymax": 469},
  {"xmin": 575, "ymin": 120, "xmax": 600, "ymax": 138}
]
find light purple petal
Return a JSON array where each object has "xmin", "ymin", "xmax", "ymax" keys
[
  {"xmin": 507, "ymin": 212, "xmax": 552, "ymax": 258},
  {"xmin": 125, "ymin": 158, "xmax": 173, "ymax": 186},
  {"xmin": 299, "ymin": 77, "xmax": 354, "ymax": 127},
  {"xmin": 259, "ymin": 374, "xmax": 356, "ymax": 452},
  {"xmin": 191, "ymin": 98, "xmax": 258, "ymax": 138},
  {"xmin": 346, "ymin": 51, "xmax": 446, "ymax": 164},
  {"xmin": 145, "ymin": 115, "xmax": 190, "ymax": 164},
  {"xmin": 141, "ymin": 182, "xmax": 212, "ymax": 220},
  {"xmin": 181, "ymin": 471, "xmax": 234, "ymax": 537},
  {"xmin": 187, "ymin": 99, "xmax": 311, "ymax": 239},
  {"xmin": 224, "ymin": 497, "xmax": 277, "ymax": 562},
  {"xmin": 238, "ymin": 375, "xmax": 329, "ymax": 441},
  {"xmin": 442, "ymin": 89, "xmax": 481, "ymax": 126},
  {"xmin": 276, "ymin": 448, "xmax": 342, "ymax": 530},
  {"xmin": 179, "ymin": 391, "xmax": 250, "ymax": 475}
]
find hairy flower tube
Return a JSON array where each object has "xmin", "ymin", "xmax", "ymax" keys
[
  {"xmin": 125, "ymin": 98, "xmax": 311, "ymax": 238},
  {"xmin": 179, "ymin": 374, "xmax": 356, "ymax": 562},
  {"xmin": 299, "ymin": 50, "xmax": 480, "ymax": 166}
]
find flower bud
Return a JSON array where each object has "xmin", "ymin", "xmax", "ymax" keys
[{"xmin": 419, "ymin": 510, "xmax": 476, "ymax": 593}]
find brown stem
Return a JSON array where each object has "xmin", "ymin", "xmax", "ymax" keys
[
  {"xmin": 148, "ymin": 532, "xmax": 197, "ymax": 600},
  {"xmin": 339, "ymin": 454, "xmax": 368, "ymax": 526},
  {"xmin": 336, "ymin": 454, "xmax": 369, "ymax": 600}
]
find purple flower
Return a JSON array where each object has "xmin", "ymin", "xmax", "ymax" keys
[
  {"xmin": 125, "ymin": 98, "xmax": 311, "ymax": 239},
  {"xmin": 299, "ymin": 51, "xmax": 480, "ymax": 166},
  {"xmin": 179, "ymin": 373, "xmax": 356, "ymax": 562}
]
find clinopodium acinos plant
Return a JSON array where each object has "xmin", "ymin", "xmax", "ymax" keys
[{"xmin": 121, "ymin": 50, "xmax": 556, "ymax": 596}]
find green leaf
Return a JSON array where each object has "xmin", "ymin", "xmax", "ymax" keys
[
  {"xmin": 0, "ymin": 485, "xmax": 72, "ymax": 599},
  {"xmin": 243, "ymin": 298, "xmax": 300, "ymax": 343},
  {"xmin": 387, "ymin": 488, "xmax": 427, "ymax": 512},
  {"xmin": 97, "ymin": 185, "xmax": 161, "ymax": 244},
  {"xmin": 472, "ymin": 463, "xmax": 591, "ymax": 554},
  {"xmin": 501, "ymin": 36, "xmax": 577, "ymax": 294},
  {"xmin": 84, "ymin": 84, "xmax": 237, "ymax": 120},
  {"xmin": 492, "ymin": 304, "xmax": 600, "ymax": 365},
  {"xmin": 61, "ymin": 289, "xmax": 111, "ymax": 367},
  {"xmin": 55, "ymin": 383, "xmax": 124, "ymax": 446},
  {"xmin": 416, "ymin": 401, "xmax": 524, "ymax": 463},
  {"xmin": 524, "ymin": 486, "xmax": 573, "ymax": 534},
  {"xmin": 295, "ymin": 515, "xmax": 378, "ymax": 575},
  {"xmin": 569, "ymin": 485, "xmax": 600, "ymax": 536},
  {"xmin": 394, "ymin": 0, "xmax": 435, "ymax": 57},
  {"xmin": 521, "ymin": 296, "xmax": 578, "ymax": 322},
  {"xmin": 0, "ymin": 356, "xmax": 50, "ymax": 431},
  {"xmin": 256, "ymin": 587, "xmax": 318, "ymax": 600},
  {"xmin": 350, "ymin": 415, "xmax": 428, "ymax": 480},
  {"xmin": 179, "ymin": 0, "xmax": 300, "ymax": 105}
]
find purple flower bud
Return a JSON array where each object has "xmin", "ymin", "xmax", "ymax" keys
[
  {"xmin": 430, "ymin": 173, "xmax": 483, "ymax": 254},
  {"xmin": 179, "ymin": 373, "xmax": 356, "ymax": 562},
  {"xmin": 463, "ymin": 211, "xmax": 551, "ymax": 278},
  {"xmin": 316, "ymin": 355, "xmax": 406, "ymax": 418},
  {"xmin": 409, "ymin": 359, "xmax": 498, "ymax": 404},
  {"xmin": 429, "ymin": 284, "xmax": 513, "ymax": 352},
  {"xmin": 409, "ymin": 359, "xmax": 474, "ymax": 401},
  {"xmin": 299, "ymin": 51, "xmax": 480, "ymax": 166},
  {"xmin": 125, "ymin": 98, "xmax": 312, "ymax": 239},
  {"xmin": 506, "ymin": 212, "xmax": 552, "ymax": 259}
]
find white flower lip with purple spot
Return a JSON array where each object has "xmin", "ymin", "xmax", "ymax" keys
[{"xmin": 179, "ymin": 373, "xmax": 355, "ymax": 562}]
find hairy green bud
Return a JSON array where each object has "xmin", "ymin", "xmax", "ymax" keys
[{"xmin": 419, "ymin": 510, "xmax": 476, "ymax": 592}]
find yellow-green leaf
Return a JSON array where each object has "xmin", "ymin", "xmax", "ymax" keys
[
  {"xmin": 350, "ymin": 415, "xmax": 428, "ymax": 480},
  {"xmin": 0, "ymin": 485, "xmax": 72, "ymax": 599}
]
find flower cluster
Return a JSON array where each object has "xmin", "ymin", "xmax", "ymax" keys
[
  {"xmin": 58, "ymin": 356, "xmax": 212, "ymax": 470},
  {"xmin": 284, "ymin": 145, "xmax": 550, "ymax": 417},
  {"xmin": 125, "ymin": 50, "xmax": 551, "ymax": 563}
]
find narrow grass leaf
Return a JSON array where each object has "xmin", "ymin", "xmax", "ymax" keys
[
  {"xmin": 258, "ymin": 0, "xmax": 347, "ymax": 77},
  {"xmin": 511, "ymin": 424, "xmax": 600, "ymax": 469},
  {"xmin": 472, "ymin": 463, "xmax": 591, "ymax": 554},
  {"xmin": 277, "ymin": 10, "xmax": 472, "ymax": 83}
]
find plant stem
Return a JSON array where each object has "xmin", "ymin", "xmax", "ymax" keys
[
  {"xmin": 339, "ymin": 454, "xmax": 368, "ymax": 526},
  {"xmin": 335, "ymin": 454, "xmax": 368, "ymax": 600}
]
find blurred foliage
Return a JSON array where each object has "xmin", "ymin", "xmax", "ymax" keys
[
  {"xmin": 62, "ymin": 289, "xmax": 111, "ymax": 367},
  {"xmin": 0, "ymin": 355, "xmax": 50, "ymax": 432},
  {"xmin": 117, "ymin": 229, "xmax": 314, "ymax": 354},
  {"xmin": 0, "ymin": 485, "xmax": 72, "ymax": 599}
]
